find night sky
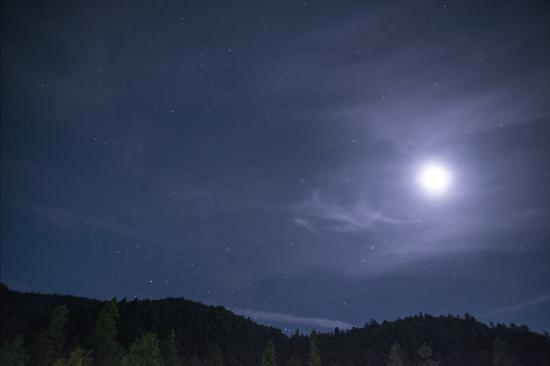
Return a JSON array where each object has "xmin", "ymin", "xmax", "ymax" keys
[{"xmin": 2, "ymin": 0, "xmax": 550, "ymax": 333}]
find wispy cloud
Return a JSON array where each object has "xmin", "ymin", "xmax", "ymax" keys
[
  {"xmin": 480, "ymin": 292, "xmax": 550, "ymax": 318},
  {"xmin": 232, "ymin": 308, "xmax": 354, "ymax": 330},
  {"xmin": 292, "ymin": 217, "xmax": 316, "ymax": 233},
  {"xmin": 294, "ymin": 190, "xmax": 405, "ymax": 232}
]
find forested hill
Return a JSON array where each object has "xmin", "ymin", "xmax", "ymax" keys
[
  {"xmin": 0, "ymin": 284, "xmax": 285, "ymax": 365},
  {"xmin": 1, "ymin": 284, "xmax": 549, "ymax": 366}
]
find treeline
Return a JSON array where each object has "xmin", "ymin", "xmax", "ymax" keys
[
  {"xmin": 0, "ymin": 284, "xmax": 284, "ymax": 365},
  {"xmin": 1, "ymin": 300, "xmax": 183, "ymax": 366},
  {"xmin": 1, "ymin": 284, "xmax": 550, "ymax": 365}
]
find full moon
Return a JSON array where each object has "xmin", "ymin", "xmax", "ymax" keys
[{"xmin": 417, "ymin": 162, "xmax": 452, "ymax": 196}]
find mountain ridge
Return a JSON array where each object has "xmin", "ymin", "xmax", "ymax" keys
[{"xmin": 1, "ymin": 284, "xmax": 549, "ymax": 365}]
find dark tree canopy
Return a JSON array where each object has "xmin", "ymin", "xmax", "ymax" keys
[{"xmin": 1, "ymin": 287, "xmax": 550, "ymax": 366}]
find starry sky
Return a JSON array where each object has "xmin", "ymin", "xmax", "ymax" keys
[{"xmin": 2, "ymin": 0, "xmax": 550, "ymax": 333}]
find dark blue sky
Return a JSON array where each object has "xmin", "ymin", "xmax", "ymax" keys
[{"xmin": 2, "ymin": 0, "xmax": 550, "ymax": 333}]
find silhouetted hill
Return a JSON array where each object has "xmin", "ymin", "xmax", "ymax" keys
[
  {"xmin": 0, "ymin": 284, "xmax": 285, "ymax": 365},
  {"xmin": 1, "ymin": 284, "xmax": 549, "ymax": 365}
]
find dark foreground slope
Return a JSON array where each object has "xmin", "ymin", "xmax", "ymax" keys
[
  {"xmin": 1, "ymin": 285, "xmax": 549, "ymax": 366},
  {"xmin": 0, "ymin": 284, "xmax": 285, "ymax": 365}
]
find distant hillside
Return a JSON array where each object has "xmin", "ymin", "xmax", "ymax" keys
[{"xmin": 1, "ymin": 284, "xmax": 549, "ymax": 365}]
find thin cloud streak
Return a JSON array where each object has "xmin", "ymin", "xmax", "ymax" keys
[
  {"xmin": 480, "ymin": 292, "xmax": 550, "ymax": 318},
  {"xmin": 232, "ymin": 308, "xmax": 354, "ymax": 330}
]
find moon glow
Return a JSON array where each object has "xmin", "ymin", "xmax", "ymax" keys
[{"xmin": 417, "ymin": 162, "xmax": 452, "ymax": 196}]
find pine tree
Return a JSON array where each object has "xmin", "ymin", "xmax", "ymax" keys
[
  {"xmin": 417, "ymin": 344, "xmax": 439, "ymax": 366},
  {"xmin": 68, "ymin": 347, "xmax": 93, "ymax": 366},
  {"xmin": 122, "ymin": 332, "xmax": 164, "ymax": 366},
  {"xmin": 91, "ymin": 299, "xmax": 124, "ymax": 366},
  {"xmin": 49, "ymin": 306, "xmax": 69, "ymax": 355},
  {"xmin": 260, "ymin": 339, "xmax": 277, "ymax": 366},
  {"xmin": 0, "ymin": 335, "xmax": 27, "ymax": 366},
  {"xmin": 286, "ymin": 356, "xmax": 302, "ymax": 366},
  {"xmin": 493, "ymin": 338, "xmax": 522, "ymax": 366},
  {"xmin": 308, "ymin": 331, "xmax": 320, "ymax": 366},
  {"xmin": 53, "ymin": 359, "xmax": 66, "ymax": 366},
  {"xmin": 52, "ymin": 346, "xmax": 93, "ymax": 366},
  {"xmin": 161, "ymin": 329, "xmax": 182, "ymax": 366},
  {"xmin": 387, "ymin": 342, "xmax": 405, "ymax": 366},
  {"xmin": 35, "ymin": 305, "xmax": 69, "ymax": 365}
]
